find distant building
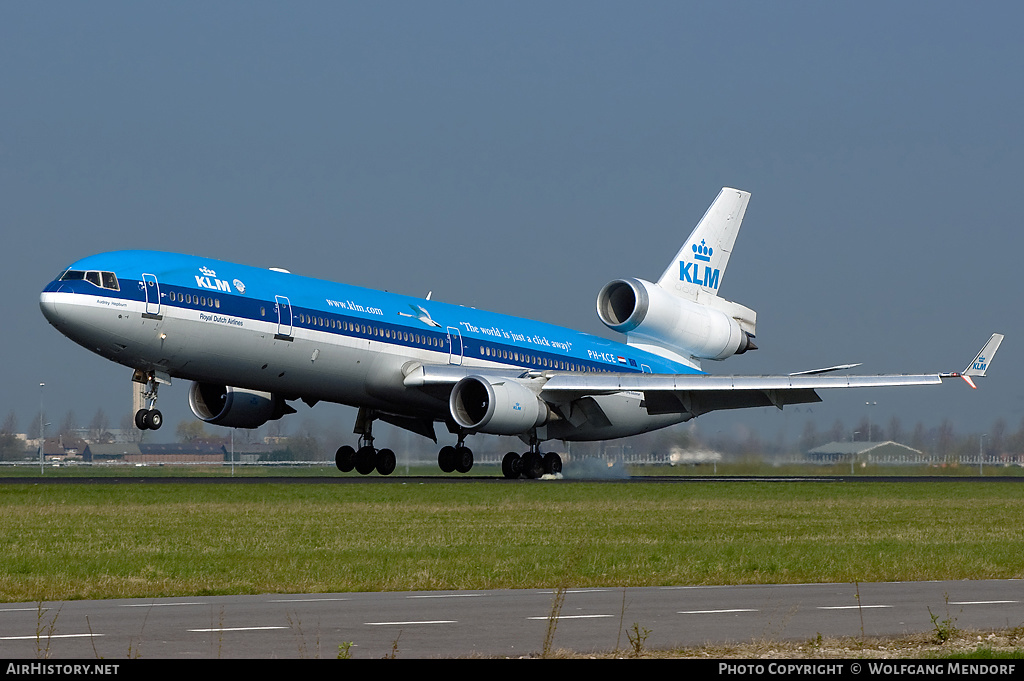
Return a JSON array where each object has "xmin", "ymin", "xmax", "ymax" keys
[
  {"xmin": 806, "ymin": 441, "xmax": 927, "ymax": 465},
  {"xmin": 84, "ymin": 443, "xmax": 227, "ymax": 463}
]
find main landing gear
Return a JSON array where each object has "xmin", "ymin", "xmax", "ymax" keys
[
  {"xmin": 333, "ymin": 439, "xmax": 477, "ymax": 476},
  {"xmin": 335, "ymin": 408, "xmax": 397, "ymax": 476},
  {"xmin": 331, "ymin": 408, "xmax": 559, "ymax": 478},
  {"xmin": 437, "ymin": 440, "xmax": 474, "ymax": 474},
  {"xmin": 502, "ymin": 448, "xmax": 562, "ymax": 479},
  {"xmin": 133, "ymin": 371, "xmax": 163, "ymax": 431},
  {"xmin": 335, "ymin": 435, "xmax": 396, "ymax": 476}
]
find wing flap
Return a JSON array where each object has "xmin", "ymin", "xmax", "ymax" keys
[
  {"xmin": 541, "ymin": 373, "xmax": 941, "ymax": 418},
  {"xmin": 540, "ymin": 372, "xmax": 943, "ymax": 398}
]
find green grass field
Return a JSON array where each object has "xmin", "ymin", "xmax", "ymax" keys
[{"xmin": 1, "ymin": 480, "xmax": 1022, "ymax": 603}]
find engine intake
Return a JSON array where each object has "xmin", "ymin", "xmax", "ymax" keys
[
  {"xmin": 449, "ymin": 375, "xmax": 549, "ymax": 435},
  {"xmin": 188, "ymin": 382, "xmax": 294, "ymax": 429},
  {"xmin": 597, "ymin": 278, "xmax": 755, "ymax": 361}
]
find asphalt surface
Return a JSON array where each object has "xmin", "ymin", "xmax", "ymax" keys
[{"xmin": 1, "ymin": 580, "xmax": 1022, "ymax": 659}]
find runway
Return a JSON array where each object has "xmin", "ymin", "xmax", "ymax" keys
[
  {"xmin": 1, "ymin": 580, "xmax": 1021, "ymax": 658},
  {"xmin": 2, "ymin": 474, "xmax": 1023, "ymax": 485}
]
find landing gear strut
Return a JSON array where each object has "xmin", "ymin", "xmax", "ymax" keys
[{"xmin": 133, "ymin": 371, "xmax": 163, "ymax": 431}]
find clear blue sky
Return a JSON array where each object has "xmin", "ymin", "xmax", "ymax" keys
[{"xmin": 2, "ymin": 2, "xmax": 1020, "ymax": 448}]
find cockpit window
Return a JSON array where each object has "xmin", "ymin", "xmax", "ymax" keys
[{"xmin": 60, "ymin": 269, "xmax": 120, "ymax": 291}]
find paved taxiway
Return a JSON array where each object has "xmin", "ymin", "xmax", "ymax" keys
[{"xmin": 1, "ymin": 580, "xmax": 1021, "ymax": 658}]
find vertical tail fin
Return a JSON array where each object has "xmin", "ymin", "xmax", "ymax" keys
[{"xmin": 657, "ymin": 187, "xmax": 750, "ymax": 300}]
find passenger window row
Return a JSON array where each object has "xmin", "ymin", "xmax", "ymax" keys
[
  {"xmin": 168, "ymin": 291, "xmax": 221, "ymax": 309},
  {"xmin": 292, "ymin": 311, "xmax": 613, "ymax": 372}
]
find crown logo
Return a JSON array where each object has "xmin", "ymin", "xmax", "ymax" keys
[
  {"xmin": 200, "ymin": 266, "xmax": 217, "ymax": 277},
  {"xmin": 692, "ymin": 240, "xmax": 713, "ymax": 262}
]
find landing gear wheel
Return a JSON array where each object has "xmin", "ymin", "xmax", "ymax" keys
[
  {"xmin": 523, "ymin": 452, "xmax": 544, "ymax": 479},
  {"xmin": 335, "ymin": 445, "xmax": 355, "ymax": 472},
  {"xmin": 375, "ymin": 448, "xmax": 396, "ymax": 476},
  {"xmin": 438, "ymin": 445, "xmax": 456, "ymax": 473},
  {"xmin": 134, "ymin": 409, "xmax": 150, "ymax": 431},
  {"xmin": 502, "ymin": 452, "xmax": 522, "ymax": 479},
  {"xmin": 355, "ymin": 446, "xmax": 377, "ymax": 475},
  {"xmin": 454, "ymin": 446, "xmax": 473, "ymax": 473},
  {"xmin": 143, "ymin": 409, "xmax": 163, "ymax": 430},
  {"xmin": 543, "ymin": 452, "xmax": 562, "ymax": 476}
]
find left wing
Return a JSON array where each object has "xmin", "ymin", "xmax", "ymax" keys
[
  {"xmin": 539, "ymin": 333, "xmax": 1004, "ymax": 416},
  {"xmin": 539, "ymin": 371, "xmax": 938, "ymax": 416},
  {"xmin": 403, "ymin": 334, "xmax": 1003, "ymax": 419}
]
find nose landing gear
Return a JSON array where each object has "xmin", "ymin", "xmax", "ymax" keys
[{"xmin": 132, "ymin": 370, "xmax": 165, "ymax": 431}]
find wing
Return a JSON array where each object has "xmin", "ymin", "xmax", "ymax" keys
[
  {"xmin": 541, "ymin": 333, "xmax": 1004, "ymax": 416},
  {"xmin": 404, "ymin": 334, "xmax": 1003, "ymax": 419},
  {"xmin": 539, "ymin": 372, "xmax": 938, "ymax": 416}
]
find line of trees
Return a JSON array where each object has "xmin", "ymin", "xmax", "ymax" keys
[{"xmin": 3, "ymin": 405, "xmax": 1023, "ymax": 464}]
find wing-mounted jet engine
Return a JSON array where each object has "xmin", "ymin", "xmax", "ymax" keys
[
  {"xmin": 596, "ymin": 187, "xmax": 757, "ymax": 368},
  {"xmin": 188, "ymin": 382, "xmax": 296, "ymax": 429},
  {"xmin": 449, "ymin": 374, "xmax": 551, "ymax": 435}
]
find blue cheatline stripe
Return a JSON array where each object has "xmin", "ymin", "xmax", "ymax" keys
[{"xmin": 49, "ymin": 250, "xmax": 704, "ymax": 376}]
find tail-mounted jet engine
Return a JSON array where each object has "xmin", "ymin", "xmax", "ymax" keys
[
  {"xmin": 449, "ymin": 375, "xmax": 550, "ymax": 435},
  {"xmin": 596, "ymin": 277, "xmax": 756, "ymax": 361},
  {"xmin": 188, "ymin": 382, "xmax": 295, "ymax": 429}
]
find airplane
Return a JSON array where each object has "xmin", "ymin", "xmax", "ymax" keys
[{"xmin": 39, "ymin": 188, "xmax": 1004, "ymax": 478}]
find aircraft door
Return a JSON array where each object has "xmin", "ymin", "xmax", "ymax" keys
[
  {"xmin": 275, "ymin": 296, "xmax": 293, "ymax": 340},
  {"xmin": 447, "ymin": 327, "xmax": 463, "ymax": 366},
  {"xmin": 142, "ymin": 274, "xmax": 161, "ymax": 318}
]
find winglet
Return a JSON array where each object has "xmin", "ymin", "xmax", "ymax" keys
[
  {"xmin": 941, "ymin": 333, "xmax": 1004, "ymax": 389},
  {"xmin": 963, "ymin": 333, "xmax": 1004, "ymax": 377}
]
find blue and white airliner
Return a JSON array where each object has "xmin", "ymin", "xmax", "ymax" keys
[{"xmin": 39, "ymin": 188, "xmax": 1003, "ymax": 478}]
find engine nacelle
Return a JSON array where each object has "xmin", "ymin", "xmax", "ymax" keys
[
  {"xmin": 596, "ymin": 278, "xmax": 755, "ymax": 361},
  {"xmin": 449, "ymin": 375, "xmax": 549, "ymax": 435},
  {"xmin": 188, "ymin": 382, "xmax": 294, "ymax": 429}
]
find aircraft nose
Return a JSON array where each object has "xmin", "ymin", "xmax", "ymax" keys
[{"xmin": 39, "ymin": 287, "xmax": 65, "ymax": 326}]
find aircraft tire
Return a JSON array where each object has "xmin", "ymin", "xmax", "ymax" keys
[
  {"xmin": 543, "ymin": 452, "xmax": 562, "ymax": 475},
  {"xmin": 355, "ymin": 446, "xmax": 377, "ymax": 475},
  {"xmin": 523, "ymin": 452, "xmax": 544, "ymax": 479},
  {"xmin": 454, "ymin": 446, "xmax": 473, "ymax": 473},
  {"xmin": 144, "ymin": 409, "xmax": 163, "ymax": 430},
  {"xmin": 501, "ymin": 452, "xmax": 522, "ymax": 479},
  {"xmin": 335, "ymin": 445, "xmax": 355, "ymax": 472},
  {"xmin": 376, "ymin": 448, "xmax": 396, "ymax": 476},
  {"xmin": 134, "ymin": 409, "xmax": 149, "ymax": 431},
  {"xmin": 438, "ymin": 445, "xmax": 456, "ymax": 473}
]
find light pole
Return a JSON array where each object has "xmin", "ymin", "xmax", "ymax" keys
[
  {"xmin": 980, "ymin": 433, "xmax": 987, "ymax": 476},
  {"xmin": 38, "ymin": 383, "xmax": 45, "ymax": 474},
  {"xmin": 851, "ymin": 431, "xmax": 860, "ymax": 474},
  {"xmin": 865, "ymin": 401, "xmax": 877, "ymax": 443}
]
